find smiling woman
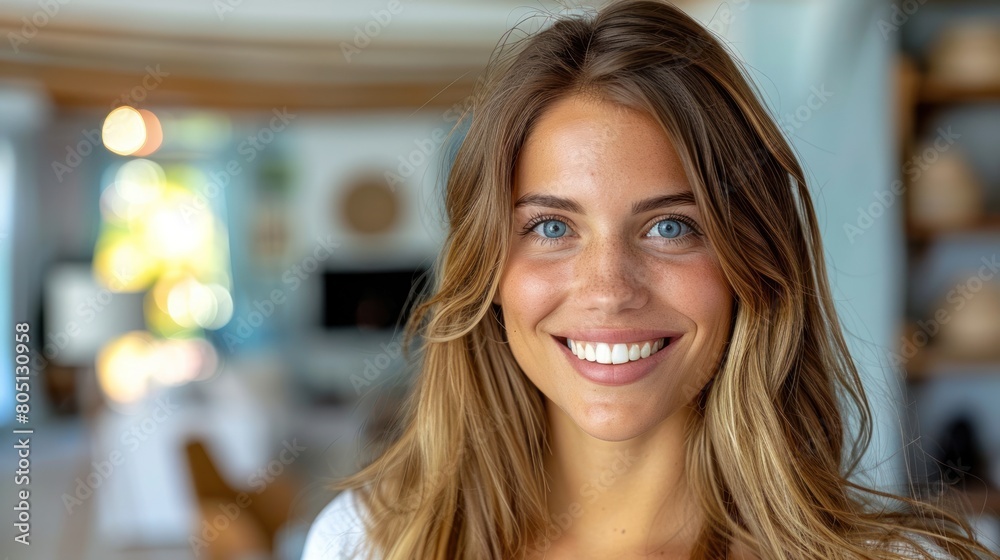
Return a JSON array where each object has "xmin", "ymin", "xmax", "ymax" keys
[{"xmin": 301, "ymin": 1, "xmax": 997, "ymax": 559}]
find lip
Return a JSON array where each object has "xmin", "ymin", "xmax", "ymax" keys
[{"xmin": 552, "ymin": 333, "xmax": 681, "ymax": 387}]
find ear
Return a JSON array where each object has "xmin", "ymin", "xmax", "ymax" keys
[{"xmin": 491, "ymin": 291, "xmax": 501, "ymax": 306}]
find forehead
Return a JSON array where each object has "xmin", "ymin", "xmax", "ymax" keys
[{"xmin": 514, "ymin": 95, "xmax": 691, "ymax": 199}]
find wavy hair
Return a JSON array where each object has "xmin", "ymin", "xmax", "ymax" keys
[{"xmin": 333, "ymin": 1, "xmax": 996, "ymax": 558}]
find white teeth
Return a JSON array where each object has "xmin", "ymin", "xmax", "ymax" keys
[
  {"xmin": 611, "ymin": 343, "xmax": 629, "ymax": 364},
  {"xmin": 595, "ymin": 343, "xmax": 611, "ymax": 364},
  {"xmin": 565, "ymin": 337, "xmax": 668, "ymax": 364}
]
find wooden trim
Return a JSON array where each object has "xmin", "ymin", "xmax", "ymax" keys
[
  {"xmin": 920, "ymin": 76, "xmax": 1000, "ymax": 105},
  {"xmin": 0, "ymin": 59, "xmax": 480, "ymax": 110},
  {"xmin": 0, "ymin": 15, "xmax": 488, "ymax": 110}
]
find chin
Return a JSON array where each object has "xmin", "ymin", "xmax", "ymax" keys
[{"xmin": 561, "ymin": 398, "xmax": 679, "ymax": 442}]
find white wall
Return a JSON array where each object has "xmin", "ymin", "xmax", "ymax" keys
[{"xmin": 725, "ymin": 0, "xmax": 906, "ymax": 492}]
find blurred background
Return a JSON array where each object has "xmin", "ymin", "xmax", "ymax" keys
[{"xmin": 1, "ymin": 0, "xmax": 999, "ymax": 558}]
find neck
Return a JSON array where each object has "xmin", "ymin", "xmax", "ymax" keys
[{"xmin": 534, "ymin": 401, "xmax": 703, "ymax": 557}]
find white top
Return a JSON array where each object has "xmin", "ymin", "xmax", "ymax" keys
[
  {"xmin": 300, "ymin": 489, "xmax": 956, "ymax": 559},
  {"xmin": 300, "ymin": 489, "xmax": 374, "ymax": 560}
]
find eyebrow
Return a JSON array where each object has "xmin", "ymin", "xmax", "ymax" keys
[{"xmin": 513, "ymin": 191, "xmax": 696, "ymax": 214}]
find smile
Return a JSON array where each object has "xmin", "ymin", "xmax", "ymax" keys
[
  {"xmin": 566, "ymin": 337, "xmax": 668, "ymax": 364},
  {"xmin": 552, "ymin": 333, "xmax": 680, "ymax": 386}
]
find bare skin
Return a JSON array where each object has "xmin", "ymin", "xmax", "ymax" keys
[{"xmin": 496, "ymin": 94, "xmax": 738, "ymax": 559}]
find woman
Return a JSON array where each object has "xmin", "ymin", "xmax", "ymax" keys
[{"xmin": 301, "ymin": 1, "xmax": 997, "ymax": 558}]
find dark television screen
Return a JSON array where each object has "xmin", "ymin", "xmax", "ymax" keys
[{"xmin": 321, "ymin": 268, "xmax": 431, "ymax": 330}]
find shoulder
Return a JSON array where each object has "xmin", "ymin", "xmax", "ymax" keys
[{"xmin": 301, "ymin": 489, "xmax": 375, "ymax": 560}]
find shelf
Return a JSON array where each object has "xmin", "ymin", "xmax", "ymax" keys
[
  {"xmin": 905, "ymin": 349, "xmax": 1000, "ymax": 382},
  {"xmin": 919, "ymin": 77, "xmax": 1000, "ymax": 106},
  {"xmin": 906, "ymin": 215, "xmax": 1000, "ymax": 245}
]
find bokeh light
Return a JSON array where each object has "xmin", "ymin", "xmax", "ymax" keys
[
  {"xmin": 97, "ymin": 332, "xmax": 220, "ymax": 404},
  {"xmin": 96, "ymin": 331, "xmax": 158, "ymax": 404},
  {"xmin": 102, "ymin": 106, "xmax": 146, "ymax": 156},
  {"xmin": 92, "ymin": 231, "xmax": 161, "ymax": 292},
  {"xmin": 137, "ymin": 191, "xmax": 214, "ymax": 262},
  {"xmin": 149, "ymin": 338, "xmax": 205, "ymax": 386},
  {"xmin": 203, "ymin": 283, "xmax": 234, "ymax": 329},
  {"xmin": 133, "ymin": 109, "xmax": 163, "ymax": 157},
  {"xmin": 115, "ymin": 158, "xmax": 166, "ymax": 207},
  {"xmin": 163, "ymin": 278, "xmax": 234, "ymax": 331},
  {"xmin": 166, "ymin": 277, "xmax": 215, "ymax": 328}
]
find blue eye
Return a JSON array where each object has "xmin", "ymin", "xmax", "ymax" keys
[
  {"xmin": 534, "ymin": 219, "xmax": 569, "ymax": 239},
  {"xmin": 648, "ymin": 218, "xmax": 692, "ymax": 239}
]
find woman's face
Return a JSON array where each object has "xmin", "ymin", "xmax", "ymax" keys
[{"xmin": 495, "ymin": 94, "xmax": 734, "ymax": 442}]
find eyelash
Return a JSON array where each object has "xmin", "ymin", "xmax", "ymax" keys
[{"xmin": 518, "ymin": 213, "xmax": 703, "ymax": 247}]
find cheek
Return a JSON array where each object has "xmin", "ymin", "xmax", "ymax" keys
[
  {"xmin": 499, "ymin": 254, "xmax": 570, "ymax": 328},
  {"xmin": 670, "ymin": 260, "xmax": 731, "ymax": 323}
]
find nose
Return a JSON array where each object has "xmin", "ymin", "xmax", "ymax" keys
[{"xmin": 573, "ymin": 234, "xmax": 649, "ymax": 315}]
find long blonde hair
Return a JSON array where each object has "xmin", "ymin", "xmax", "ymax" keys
[{"xmin": 333, "ymin": 1, "xmax": 996, "ymax": 558}]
